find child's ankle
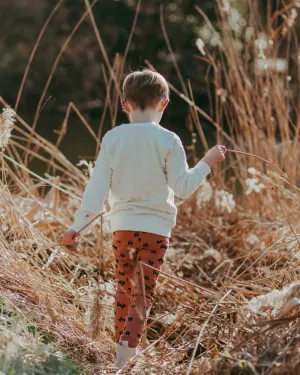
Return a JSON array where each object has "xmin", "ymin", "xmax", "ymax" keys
[{"xmin": 119, "ymin": 340, "xmax": 137, "ymax": 348}]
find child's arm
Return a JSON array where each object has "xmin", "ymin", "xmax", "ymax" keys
[
  {"xmin": 166, "ymin": 135, "xmax": 225, "ymax": 199},
  {"xmin": 62, "ymin": 135, "xmax": 112, "ymax": 244}
]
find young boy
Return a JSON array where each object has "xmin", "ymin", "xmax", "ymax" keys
[{"xmin": 62, "ymin": 69, "xmax": 226, "ymax": 368}]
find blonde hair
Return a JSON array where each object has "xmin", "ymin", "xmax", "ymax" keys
[{"xmin": 122, "ymin": 69, "xmax": 169, "ymax": 110}]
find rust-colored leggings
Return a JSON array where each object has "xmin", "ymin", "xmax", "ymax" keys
[{"xmin": 112, "ymin": 230, "xmax": 169, "ymax": 347}]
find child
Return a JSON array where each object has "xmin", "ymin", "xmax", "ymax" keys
[{"xmin": 62, "ymin": 69, "xmax": 226, "ymax": 368}]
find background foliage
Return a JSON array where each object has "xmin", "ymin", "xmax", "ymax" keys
[
  {"xmin": 0, "ymin": 0, "xmax": 228, "ymax": 163},
  {"xmin": 0, "ymin": 1, "xmax": 300, "ymax": 374},
  {"xmin": 1, "ymin": 0, "xmax": 299, "ymax": 164}
]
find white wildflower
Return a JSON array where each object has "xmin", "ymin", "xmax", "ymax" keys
[
  {"xmin": 76, "ymin": 159, "xmax": 94, "ymax": 177},
  {"xmin": 217, "ymin": 88, "xmax": 227, "ymax": 103},
  {"xmin": 247, "ymin": 234, "xmax": 259, "ymax": 244},
  {"xmin": 217, "ymin": 217, "xmax": 223, "ymax": 225},
  {"xmin": 245, "ymin": 177, "xmax": 265, "ymax": 195},
  {"xmin": 77, "ymin": 159, "xmax": 89, "ymax": 167},
  {"xmin": 221, "ymin": 0, "xmax": 230, "ymax": 12},
  {"xmin": 229, "ymin": 8, "xmax": 242, "ymax": 33},
  {"xmin": 211, "ymin": 32, "xmax": 221, "ymax": 47},
  {"xmin": 248, "ymin": 167, "xmax": 259, "ymax": 175},
  {"xmin": 2, "ymin": 223, "xmax": 9, "ymax": 232},
  {"xmin": 285, "ymin": 8, "xmax": 298, "ymax": 28},
  {"xmin": 256, "ymin": 45, "xmax": 266, "ymax": 61},
  {"xmin": 260, "ymin": 242, "xmax": 266, "ymax": 251},
  {"xmin": 176, "ymin": 271, "xmax": 184, "ymax": 278},
  {"xmin": 0, "ymin": 107, "xmax": 16, "ymax": 150},
  {"xmin": 255, "ymin": 33, "xmax": 268, "ymax": 56},
  {"xmin": 196, "ymin": 38, "xmax": 206, "ymax": 55},
  {"xmin": 198, "ymin": 25, "xmax": 211, "ymax": 42},
  {"xmin": 166, "ymin": 247, "xmax": 177, "ymax": 259},
  {"xmin": 215, "ymin": 190, "xmax": 235, "ymax": 213},
  {"xmin": 196, "ymin": 180, "xmax": 213, "ymax": 208},
  {"xmin": 257, "ymin": 58, "xmax": 287, "ymax": 73},
  {"xmin": 202, "ymin": 248, "xmax": 222, "ymax": 263},
  {"xmin": 245, "ymin": 26, "xmax": 254, "ymax": 42},
  {"xmin": 263, "ymin": 87, "xmax": 269, "ymax": 97},
  {"xmin": 157, "ymin": 313, "xmax": 177, "ymax": 325}
]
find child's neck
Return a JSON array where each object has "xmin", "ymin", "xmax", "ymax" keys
[{"xmin": 129, "ymin": 108, "xmax": 162, "ymax": 124}]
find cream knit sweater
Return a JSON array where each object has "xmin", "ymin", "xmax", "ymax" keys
[{"xmin": 71, "ymin": 122, "xmax": 211, "ymax": 237}]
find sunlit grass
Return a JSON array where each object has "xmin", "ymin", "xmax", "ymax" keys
[{"xmin": 0, "ymin": 0, "xmax": 299, "ymax": 374}]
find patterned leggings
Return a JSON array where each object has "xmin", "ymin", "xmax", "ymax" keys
[{"xmin": 112, "ymin": 230, "xmax": 169, "ymax": 348}]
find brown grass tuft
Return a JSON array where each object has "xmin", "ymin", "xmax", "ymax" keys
[{"xmin": 0, "ymin": 0, "xmax": 299, "ymax": 374}]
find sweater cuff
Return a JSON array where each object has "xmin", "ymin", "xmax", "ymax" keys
[
  {"xmin": 70, "ymin": 211, "xmax": 94, "ymax": 233},
  {"xmin": 70, "ymin": 221, "xmax": 83, "ymax": 233},
  {"xmin": 195, "ymin": 160, "xmax": 211, "ymax": 176}
]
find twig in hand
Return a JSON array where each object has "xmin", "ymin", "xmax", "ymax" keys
[{"xmin": 75, "ymin": 212, "xmax": 105, "ymax": 235}]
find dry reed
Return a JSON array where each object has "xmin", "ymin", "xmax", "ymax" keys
[{"xmin": 0, "ymin": 0, "xmax": 299, "ymax": 374}]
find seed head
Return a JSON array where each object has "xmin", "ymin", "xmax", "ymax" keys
[{"xmin": 0, "ymin": 107, "xmax": 16, "ymax": 150}]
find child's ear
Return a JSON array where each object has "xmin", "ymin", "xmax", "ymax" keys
[
  {"xmin": 121, "ymin": 99, "xmax": 130, "ymax": 113},
  {"xmin": 159, "ymin": 98, "xmax": 169, "ymax": 112}
]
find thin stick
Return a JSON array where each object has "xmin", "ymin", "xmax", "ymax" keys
[
  {"xmin": 1, "ymin": 96, "xmax": 83, "ymax": 178},
  {"xmin": 145, "ymin": 60, "xmax": 239, "ymax": 149},
  {"xmin": 3, "ymin": 154, "xmax": 80, "ymax": 200},
  {"xmin": 69, "ymin": 102, "xmax": 100, "ymax": 146},
  {"xmin": 119, "ymin": 0, "xmax": 142, "ymax": 75},
  {"xmin": 140, "ymin": 262, "xmax": 216, "ymax": 298},
  {"xmin": 77, "ymin": 212, "xmax": 105, "ymax": 234},
  {"xmin": 84, "ymin": 0, "xmax": 122, "ymax": 97},
  {"xmin": 160, "ymin": 5, "xmax": 188, "ymax": 98},
  {"xmin": 15, "ymin": 0, "xmax": 64, "ymax": 111},
  {"xmin": 186, "ymin": 289, "xmax": 232, "ymax": 375},
  {"xmin": 187, "ymin": 80, "xmax": 209, "ymax": 153},
  {"xmin": 25, "ymin": 0, "xmax": 98, "ymax": 165}
]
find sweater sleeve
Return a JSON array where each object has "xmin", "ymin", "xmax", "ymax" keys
[
  {"xmin": 166, "ymin": 135, "xmax": 211, "ymax": 200},
  {"xmin": 71, "ymin": 136, "xmax": 112, "ymax": 232}
]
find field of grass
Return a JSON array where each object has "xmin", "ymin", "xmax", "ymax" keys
[{"xmin": 0, "ymin": 1, "xmax": 299, "ymax": 374}]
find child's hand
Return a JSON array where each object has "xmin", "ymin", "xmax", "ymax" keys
[
  {"xmin": 61, "ymin": 229, "xmax": 80, "ymax": 245},
  {"xmin": 202, "ymin": 145, "xmax": 226, "ymax": 167}
]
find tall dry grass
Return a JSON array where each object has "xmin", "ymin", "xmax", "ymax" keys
[{"xmin": 0, "ymin": 0, "xmax": 299, "ymax": 374}]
